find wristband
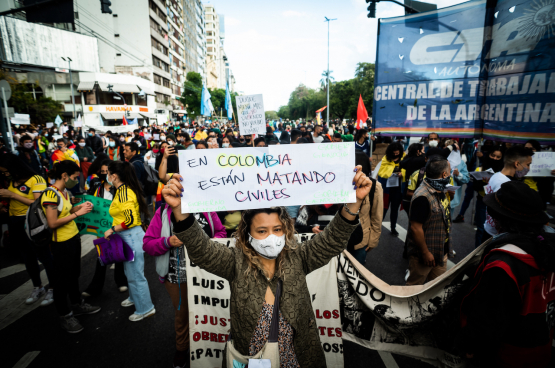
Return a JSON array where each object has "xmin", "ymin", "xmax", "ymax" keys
[
  {"xmin": 343, "ymin": 203, "xmax": 360, "ymax": 216},
  {"xmin": 111, "ymin": 226, "xmax": 116, "ymax": 232}
]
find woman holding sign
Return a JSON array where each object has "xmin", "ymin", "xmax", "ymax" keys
[
  {"xmin": 162, "ymin": 165, "xmax": 371, "ymax": 368},
  {"xmin": 104, "ymin": 161, "xmax": 155, "ymax": 322}
]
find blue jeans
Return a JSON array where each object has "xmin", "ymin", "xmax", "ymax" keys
[
  {"xmin": 351, "ymin": 247, "xmax": 367, "ymax": 265},
  {"xmin": 118, "ymin": 226, "xmax": 154, "ymax": 315},
  {"xmin": 474, "ymin": 196, "xmax": 487, "ymax": 248}
]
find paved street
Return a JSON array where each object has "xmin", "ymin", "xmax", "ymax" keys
[{"xmin": 1, "ymin": 186, "xmax": 554, "ymax": 368}]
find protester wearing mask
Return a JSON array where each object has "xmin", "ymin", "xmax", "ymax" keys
[
  {"xmin": 472, "ymin": 147, "xmax": 504, "ymax": 247},
  {"xmin": 106, "ymin": 137, "xmax": 122, "ymax": 161},
  {"xmin": 182, "ymin": 132, "xmax": 194, "ymax": 150},
  {"xmin": 354, "ymin": 129, "xmax": 370, "ymax": 156},
  {"xmin": 75, "ymin": 137, "xmax": 94, "ymax": 163},
  {"xmin": 143, "ymin": 158, "xmax": 226, "ymax": 368},
  {"xmin": 85, "ymin": 128, "xmax": 104, "ymax": 155},
  {"xmin": 195, "ymin": 140, "xmax": 208, "ymax": 150},
  {"xmin": 104, "ymin": 161, "xmax": 154, "ymax": 322},
  {"xmin": 0, "ymin": 154, "xmax": 54, "ymax": 306},
  {"xmin": 406, "ymin": 157, "xmax": 452, "ymax": 285},
  {"xmin": 161, "ymin": 165, "xmax": 371, "ymax": 367},
  {"xmin": 459, "ymin": 181, "xmax": 555, "ymax": 367},
  {"xmin": 166, "ymin": 134, "xmax": 177, "ymax": 147},
  {"xmin": 15, "ymin": 135, "xmax": 43, "ymax": 174},
  {"xmin": 43, "ymin": 161, "xmax": 100, "ymax": 333},
  {"xmin": 132, "ymin": 129, "xmax": 146, "ymax": 150},
  {"xmin": 426, "ymin": 132, "xmax": 440, "ymax": 152},
  {"xmin": 50, "ymin": 138, "xmax": 80, "ymax": 168},
  {"xmin": 82, "ymin": 159, "xmax": 128, "ymax": 298},
  {"xmin": 221, "ymin": 136, "xmax": 233, "ymax": 148},
  {"xmin": 194, "ymin": 126, "xmax": 207, "ymax": 141},
  {"xmin": 123, "ymin": 142, "xmax": 146, "ymax": 183},
  {"xmin": 378, "ymin": 142, "xmax": 406, "ymax": 236},
  {"xmin": 144, "ymin": 142, "xmax": 160, "ymax": 169},
  {"xmin": 481, "ymin": 146, "xmax": 534, "ymax": 244}
]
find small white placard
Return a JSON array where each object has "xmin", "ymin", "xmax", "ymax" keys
[{"xmin": 236, "ymin": 94, "xmax": 265, "ymax": 136}]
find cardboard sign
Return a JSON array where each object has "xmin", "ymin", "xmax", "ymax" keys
[
  {"xmin": 527, "ymin": 152, "xmax": 555, "ymax": 177},
  {"xmin": 236, "ymin": 94, "xmax": 265, "ymax": 135},
  {"xmin": 178, "ymin": 143, "xmax": 356, "ymax": 213}
]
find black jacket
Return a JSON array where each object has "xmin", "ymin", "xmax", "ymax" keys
[
  {"xmin": 86, "ymin": 135, "xmax": 104, "ymax": 155},
  {"xmin": 129, "ymin": 154, "xmax": 146, "ymax": 184}
]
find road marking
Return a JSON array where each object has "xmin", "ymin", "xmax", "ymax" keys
[
  {"xmin": 378, "ymin": 351, "xmax": 400, "ymax": 368},
  {"xmin": 0, "ymin": 235, "xmax": 95, "ymax": 331},
  {"xmin": 12, "ymin": 351, "xmax": 40, "ymax": 368},
  {"xmin": 0, "ymin": 263, "xmax": 26, "ymax": 279},
  {"xmin": 382, "ymin": 222, "xmax": 455, "ymax": 269}
]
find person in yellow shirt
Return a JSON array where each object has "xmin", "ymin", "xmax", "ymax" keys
[
  {"xmin": 378, "ymin": 142, "xmax": 406, "ymax": 236},
  {"xmin": 0, "ymin": 154, "xmax": 54, "ymax": 306},
  {"xmin": 43, "ymin": 160, "xmax": 100, "ymax": 333},
  {"xmin": 104, "ymin": 161, "xmax": 155, "ymax": 322},
  {"xmin": 193, "ymin": 125, "xmax": 208, "ymax": 141}
]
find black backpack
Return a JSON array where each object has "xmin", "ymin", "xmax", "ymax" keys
[
  {"xmin": 24, "ymin": 188, "xmax": 63, "ymax": 246},
  {"xmin": 143, "ymin": 165, "xmax": 159, "ymax": 196}
]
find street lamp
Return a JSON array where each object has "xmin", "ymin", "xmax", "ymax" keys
[
  {"xmin": 61, "ymin": 57, "xmax": 76, "ymax": 121},
  {"xmin": 107, "ymin": 84, "xmax": 130, "ymax": 117},
  {"xmin": 324, "ymin": 17, "xmax": 337, "ymax": 125}
]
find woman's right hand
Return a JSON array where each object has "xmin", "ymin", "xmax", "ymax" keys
[
  {"xmin": 163, "ymin": 146, "xmax": 175, "ymax": 159},
  {"xmin": 162, "ymin": 174, "xmax": 188, "ymax": 221},
  {"xmin": 76, "ymin": 204, "xmax": 92, "ymax": 217}
]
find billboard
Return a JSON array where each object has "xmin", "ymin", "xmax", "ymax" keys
[
  {"xmin": 373, "ymin": 0, "xmax": 555, "ymax": 143},
  {"xmin": 0, "ymin": 16, "xmax": 99, "ymax": 73}
]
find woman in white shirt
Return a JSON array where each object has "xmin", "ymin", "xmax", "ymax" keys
[{"xmin": 144, "ymin": 143, "xmax": 160, "ymax": 169}]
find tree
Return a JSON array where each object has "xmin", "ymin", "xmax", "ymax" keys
[
  {"xmin": 277, "ymin": 105, "xmax": 290, "ymax": 120},
  {"xmin": 209, "ymin": 88, "xmax": 226, "ymax": 117},
  {"xmin": 329, "ymin": 79, "xmax": 356, "ymax": 121},
  {"xmin": 5, "ymin": 76, "xmax": 63, "ymax": 125},
  {"xmin": 320, "ymin": 70, "xmax": 335, "ymax": 90},
  {"xmin": 353, "ymin": 62, "xmax": 375, "ymax": 117},
  {"xmin": 265, "ymin": 111, "xmax": 278, "ymax": 120},
  {"xmin": 179, "ymin": 72, "xmax": 202, "ymax": 119}
]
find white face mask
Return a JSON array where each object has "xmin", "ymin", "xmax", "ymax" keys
[
  {"xmin": 160, "ymin": 135, "xmax": 166, "ymax": 141},
  {"xmin": 429, "ymin": 140, "xmax": 439, "ymax": 148},
  {"xmin": 222, "ymin": 143, "xmax": 230, "ymax": 148},
  {"xmin": 249, "ymin": 233, "xmax": 286, "ymax": 260},
  {"xmin": 78, "ymin": 142, "xmax": 86, "ymax": 147}
]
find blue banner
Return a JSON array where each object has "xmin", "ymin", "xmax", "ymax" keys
[{"xmin": 373, "ymin": 0, "xmax": 555, "ymax": 143}]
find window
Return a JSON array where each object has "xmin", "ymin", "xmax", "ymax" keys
[
  {"xmin": 149, "ymin": 0, "xmax": 166, "ymax": 22},
  {"xmin": 151, "ymin": 37, "xmax": 168, "ymax": 55},
  {"xmin": 154, "ymin": 74, "xmax": 162, "ymax": 85},
  {"xmin": 163, "ymin": 78, "xmax": 170, "ymax": 88},
  {"xmin": 153, "ymin": 56, "xmax": 169, "ymax": 72}
]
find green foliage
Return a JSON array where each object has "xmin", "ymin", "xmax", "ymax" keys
[
  {"xmin": 179, "ymin": 72, "xmax": 202, "ymax": 119},
  {"xmin": 6, "ymin": 78, "xmax": 63, "ymax": 125},
  {"xmin": 277, "ymin": 62, "xmax": 375, "ymax": 122},
  {"xmin": 265, "ymin": 111, "xmax": 278, "ymax": 120}
]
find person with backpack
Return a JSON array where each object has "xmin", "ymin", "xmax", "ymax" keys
[
  {"xmin": 143, "ymin": 201, "xmax": 225, "ymax": 368},
  {"xmin": 103, "ymin": 161, "xmax": 155, "ymax": 322},
  {"xmin": 458, "ymin": 181, "xmax": 555, "ymax": 367},
  {"xmin": 81, "ymin": 159, "xmax": 128, "ymax": 298},
  {"xmin": 43, "ymin": 160, "xmax": 101, "ymax": 333},
  {"xmin": 123, "ymin": 142, "xmax": 145, "ymax": 183},
  {"xmin": 0, "ymin": 154, "xmax": 54, "ymax": 306}
]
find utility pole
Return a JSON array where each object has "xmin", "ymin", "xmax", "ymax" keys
[
  {"xmin": 325, "ymin": 17, "xmax": 336, "ymax": 125},
  {"xmin": 61, "ymin": 57, "xmax": 76, "ymax": 122}
]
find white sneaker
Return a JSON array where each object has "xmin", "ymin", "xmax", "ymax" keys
[
  {"xmin": 81, "ymin": 291, "xmax": 91, "ymax": 298},
  {"xmin": 26, "ymin": 287, "xmax": 45, "ymax": 305},
  {"xmin": 40, "ymin": 289, "xmax": 54, "ymax": 306},
  {"xmin": 121, "ymin": 298, "xmax": 135, "ymax": 307},
  {"xmin": 118, "ymin": 286, "xmax": 128, "ymax": 293},
  {"xmin": 129, "ymin": 308, "xmax": 156, "ymax": 322}
]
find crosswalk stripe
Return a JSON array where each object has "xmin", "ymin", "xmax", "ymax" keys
[
  {"xmin": 12, "ymin": 351, "xmax": 40, "ymax": 368},
  {"xmin": 0, "ymin": 235, "xmax": 96, "ymax": 331},
  {"xmin": 0, "ymin": 264, "xmax": 27, "ymax": 279}
]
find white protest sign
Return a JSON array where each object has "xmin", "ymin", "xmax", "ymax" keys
[
  {"xmin": 153, "ymin": 134, "xmax": 160, "ymax": 140},
  {"xmin": 46, "ymin": 122, "xmax": 54, "ymax": 128},
  {"xmin": 527, "ymin": 152, "xmax": 555, "ymax": 177},
  {"xmin": 447, "ymin": 150, "xmax": 461, "ymax": 170},
  {"xmin": 178, "ymin": 143, "xmax": 356, "ymax": 213},
  {"xmin": 236, "ymin": 94, "xmax": 265, "ymax": 135},
  {"xmin": 10, "ymin": 113, "xmax": 30, "ymax": 125}
]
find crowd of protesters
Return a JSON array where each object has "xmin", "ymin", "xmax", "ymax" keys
[{"xmin": 1, "ymin": 118, "xmax": 554, "ymax": 368}]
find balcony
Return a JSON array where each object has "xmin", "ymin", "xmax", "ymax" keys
[
  {"xmin": 150, "ymin": 9, "xmax": 166, "ymax": 29},
  {"xmin": 151, "ymin": 47, "xmax": 170, "ymax": 64}
]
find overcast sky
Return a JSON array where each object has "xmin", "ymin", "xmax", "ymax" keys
[{"xmin": 206, "ymin": 0, "xmax": 468, "ymax": 111}]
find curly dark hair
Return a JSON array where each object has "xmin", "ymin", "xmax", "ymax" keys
[{"xmin": 385, "ymin": 142, "xmax": 404, "ymax": 162}]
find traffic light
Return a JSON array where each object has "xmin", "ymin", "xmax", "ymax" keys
[
  {"xmin": 366, "ymin": 0, "xmax": 379, "ymax": 18},
  {"xmin": 100, "ymin": 0, "xmax": 112, "ymax": 14}
]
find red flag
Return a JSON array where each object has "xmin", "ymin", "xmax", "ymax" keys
[
  {"xmin": 122, "ymin": 115, "xmax": 128, "ymax": 126},
  {"xmin": 356, "ymin": 95, "xmax": 368, "ymax": 129}
]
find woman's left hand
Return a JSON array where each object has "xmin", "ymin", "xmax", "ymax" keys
[
  {"xmin": 104, "ymin": 228, "xmax": 114, "ymax": 239},
  {"xmin": 352, "ymin": 165, "xmax": 372, "ymax": 201}
]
